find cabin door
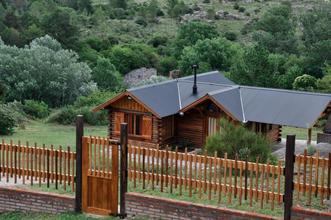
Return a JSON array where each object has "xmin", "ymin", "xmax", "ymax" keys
[
  {"xmin": 207, "ymin": 117, "xmax": 218, "ymax": 136},
  {"xmin": 82, "ymin": 136, "xmax": 119, "ymax": 216}
]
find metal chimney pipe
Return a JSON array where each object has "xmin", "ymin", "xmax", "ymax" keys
[{"xmin": 192, "ymin": 64, "xmax": 198, "ymax": 95}]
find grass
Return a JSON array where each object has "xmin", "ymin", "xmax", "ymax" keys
[
  {"xmin": 0, "ymin": 121, "xmax": 107, "ymax": 150},
  {"xmin": 282, "ymin": 126, "xmax": 322, "ymax": 141},
  {"xmin": 0, "ymin": 212, "xmax": 119, "ymax": 220}
]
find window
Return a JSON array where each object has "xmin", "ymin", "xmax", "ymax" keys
[
  {"xmin": 208, "ymin": 117, "xmax": 218, "ymax": 136},
  {"xmin": 126, "ymin": 113, "xmax": 143, "ymax": 136}
]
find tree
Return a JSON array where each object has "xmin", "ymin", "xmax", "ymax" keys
[
  {"xmin": 179, "ymin": 37, "xmax": 236, "ymax": 75},
  {"xmin": 41, "ymin": 7, "xmax": 79, "ymax": 49},
  {"xmin": 301, "ymin": 4, "xmax": 331, "ymax": 77},
  {"xmin": 230, "ymin": 44, "xmax": 302, "ymax": 88},
  {"xmin": 110, "ymin": 0, "xmax": 127, "ymax": 9},
  {"xmin": 250, "ymin": 3, "xmax": 298, "ymax": 54},
  {"xmin": 0, "ymin": 35, "xmax": 95, "ymax": 107},
  {"xmin": 92, "ymin": 58, "xmax": 123, "ymax": 91},
  {"xmin": 157, "ymin": 56, "xmax": 178, "ymax": 76},
  {"xmin": 316, "ymin": 66, "xmax": 331, "ymax": 93},
  {"xmin": 292, "ymin": 74, "xmax": 317, "ymax": 91},
  {"xmin": 174, "ymin": 21, "xmax": 219, "ymax": 56},
  {"xmin": 77, "ymin": 0, "xmax": 93, "ymax": 14},
  {"xmin": 107, "ymin": 43, "xmax": 159, "ymax": 74},
  {"xmin": 167, "ymin": 0, "xmax": 190, "ymax": 18}
]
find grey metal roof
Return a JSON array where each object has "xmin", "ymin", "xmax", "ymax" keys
[
  {"xmin": 108, "ymin": 71, "xmax": 331, "ymax": 128},
  {"xmin": 240, "ymin": 86, "xmax": 331, "ymax": 128},
  {"xmin": 128, "ymin": 71, "xmax": 234, "ymax": 117},
  {"xmin": 210, "ymin": 87, "xmax": 244, "ymax": 121}
]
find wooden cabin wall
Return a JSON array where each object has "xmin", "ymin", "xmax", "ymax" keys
[
  {"xmin": 106, "ymin": 96, "xmax": 161, "ymax": 148},
  {"xmin": 159, "ymin": 115, "xmax": 175, "ymax": 145},
  {"xmin": 176, "ymin": 110, "xmax": 206, "ymax": 148}
]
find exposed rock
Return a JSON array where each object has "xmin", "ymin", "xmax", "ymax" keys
[
  {"xmin": 124, "ymin": 68, "xmax": 157, "ymax": 88},
  {"xmin": 181, "ymin": 10, "xmax": 209, "ymax": 22},
  {"xmin": 215, "ymin": 10, "xmax": 245, "ymax": 20}
]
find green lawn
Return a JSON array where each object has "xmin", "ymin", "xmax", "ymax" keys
[
  {"xmin": 0, "ymin": 121, "xmax": 108, "ymax": 150},
  {"xmin": 282, "ymin": 126, "xmax": 322, "ymax": 141}
]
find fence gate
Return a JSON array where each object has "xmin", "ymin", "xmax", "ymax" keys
[{"xmin": 82, "ymin": 136, "xmax": 119, "ymax": 215}]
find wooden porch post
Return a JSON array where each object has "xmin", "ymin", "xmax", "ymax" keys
[
  {"xmin": 75, "ymin": 115, "xmax": 84, "ymax": 212},
  {"xmin": 119, "ymin": 123, "xmax": 128, "ymax": 218},
  {"xmin": 307, "ymin": 128, "xmax": 312, "ymax": 145},
  {"xmin": 284, "ymin": 135, "xmax": 295, "ymax": 220}
]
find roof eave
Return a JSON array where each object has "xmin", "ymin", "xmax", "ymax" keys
[
  {"xmin": 180, "ymin": 94, "xmax": 241, "ymax": 122},
  {"xmin": 92, "ymin": 91, "xmax": 162, "ymax": 119}
]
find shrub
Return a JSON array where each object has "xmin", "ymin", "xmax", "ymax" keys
[
  {"xmin": 233, "ymin": 3, "xmax": 240, "ymax": 10},
  {"xmin": 293, "ymin": 74, "xmax": 317, "ymax": 91},
  {"xmin": 307, "ymin": 145, "xmax": 316, "ymax": 156},
  {"xmin": 0, "ymin": 104, "xmax": 17, "ymax": 135},
  {"xmin": 73, "ymin": 91, "xmax": 117, "ymax": 108},
  {"xmin": 76, "ymin": 107, "xmax": 108, "ymax": 126},
  {"xmin": 239, "ymin": 7, "xmax": 246, "ymax": 13},
  {"xmin": 23, "ymin": 100, "xmax": 49, "ymax": 119},
  {"xmin": 205, "ymin": 118, "xmax": 272, "ymax": 162},
  {"xmin": 135, "ymin": 17, "xmax": 148, "ymax": 26},
  {"xmin": 48, "ymin": 106, "xmax": 77, "ymax": 125},
  {"xmin": 224, "ymin": 31, "xmax": 237, "ymax": 41},
  {"xmin": 157, "ymin": 56, "xmax": 178, "ymax": 75}
]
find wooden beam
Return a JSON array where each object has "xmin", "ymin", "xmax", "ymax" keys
[{"xmin": 307, "ymin": 128, "xmax": 312, "ymax": 145}]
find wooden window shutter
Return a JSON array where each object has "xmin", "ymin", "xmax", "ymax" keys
[
  {"xmin": 114, "ymin": 112, "xmax": 125, "ymax": 134},
  {"xmin": 142, "ymin": 116, "xmax": 152, "ymax": 140}
]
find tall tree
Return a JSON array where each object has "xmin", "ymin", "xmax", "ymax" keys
[
  {"xmin": 0, "ymin": 35, "xmax": 95, "ymax": 107},
  {"xmin": 250, "ymin": 3, "xmax": 298, "ymax": 54},
  {"xmin": 174, "ymin": 21, "xmax": 219, "ymax": 56},
  {"xmin": 301, "ymin": 4, "xmax": 331, "ymax": 77},
  {"xmin": 41, "ymin": 7, "xmax": 79, "ymax": 49},
  {"xmin": 179, "ymin": 37, "xmax": 237, "ymax": 75}
]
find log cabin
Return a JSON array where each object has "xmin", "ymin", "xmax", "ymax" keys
[{"xmin": 93, "ymin": 71, "xmax": 331, "ymax": 148}]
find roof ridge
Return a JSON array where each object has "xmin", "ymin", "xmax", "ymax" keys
[
  {"xmin": 208, "ymin": 86, "xmax": 239, "ymax": 96},
  {"xmin": 240, "ymin": 85, "xmax": 331, "ymax": 97},
  {"xmin": 179, "ymin": 71, "xmax": 220, "ymax": 80},
  {"xmin": 179, "ymin": 80, "xmax": 235, "ymax": 87},
  {"xmin": 128, "ymin": 71, "xmax": 224, "ymax": 92}
]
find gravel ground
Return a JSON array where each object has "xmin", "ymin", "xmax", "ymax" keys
[{"xmin": 272, "ymin": 138, "xmax": 331, "ymax": 159}]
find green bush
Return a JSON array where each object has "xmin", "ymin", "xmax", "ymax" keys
[
  {"xmin": 76, "ymin": 107, "xmax": 108, "ymax": 126},
  {"xmin": 307, "ymin": 145, "xmax": 316, "ymax": 156},
  {"xmin": 0, "ymin": 104, "xmax": 17, "ymax": 135},
  {"xmin": 233, "ymin": 3, "xmax": 240, "ymax": 10},
  {"xmin": 224, "ymin": 31, "xmax": 237, "ymax": 41},
  {"xmin": 23, "ymin": 100, "xmax": 49, "ymax": 119},
  {"xmin": 48, "ymin": 106, "xmax": 77, "ymax": 125},
  {"xmin": 239, "ymin": 7, "xmax": 246, "ymax": 13},
  {"xmin": 205, "ymin": 118, "xmax": 272, "ymax": 162},
  {"xmin": 48, "ymin": 105, "xmax": 108, "ymax": 126},
  {"xmin": 73, "ymin": 91, "xmax": 117, "ymax": 108}
]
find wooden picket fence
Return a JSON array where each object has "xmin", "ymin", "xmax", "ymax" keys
[
  {"xmin": 294, "ymin": 149, "xmax": 331, "ymax": 206},
  {"xmin": 127, "ymin": 144, "xmax": 331, "ymax": 210},
  {"xmin": 0, "ymin": 140, "xmax": 76, "ymax": 192},
  {"xmin": 1, "ymin": 136, "xmax": 330, "ymax": 212},
  {"xmin": 128, "ymin": 145, "xmax": 285, "ymax": 210}
]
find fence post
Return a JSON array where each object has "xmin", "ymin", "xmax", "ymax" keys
[
  {"xmin": 119, "ymin": 123, "xmax": 128, "ymax": 219},
  {"xmin": 284, "ymin": 135, "xmax": 295, "ymax": 220},
  {"xmin": 75, "ymin": 115, "xmax": 84, "ymax": 213}
]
